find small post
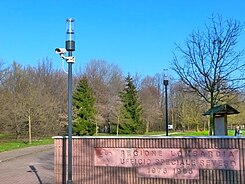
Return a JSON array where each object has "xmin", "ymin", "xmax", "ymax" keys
[{"xmin": 163, "ymin": 69, "xmax": 169, "ymax": 136}]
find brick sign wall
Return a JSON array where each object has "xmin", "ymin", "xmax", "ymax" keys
[{"xmin": 54, "ymin": 136, "xmax": 245, "ymax": 184}]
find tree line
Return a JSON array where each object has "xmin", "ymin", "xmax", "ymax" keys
[
  {"xmin": 1, "ymin": 58, "xmax": 244, "ymax": 139},
  {"xmin": 1, "ymin": 15, "xmax": 245, "ymax": 139}
]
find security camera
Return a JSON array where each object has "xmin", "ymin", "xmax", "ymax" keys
[
  {"xmin": 55, "ymin": 47, "xmax": 75, "ymax": 63},
  {"xmin": 55, "ymin": 48, "xmax": 67, "ymax": 55}
]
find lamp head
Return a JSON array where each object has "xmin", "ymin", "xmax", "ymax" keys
[
  {"xmin": 66, "ymin": 18, "xmax": 75, "ymax": 51},
  {"xmin": 163, "ymin": 69, "xmax": 169, "ymax": 85}
]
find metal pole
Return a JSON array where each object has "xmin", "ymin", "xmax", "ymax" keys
[
  {"xmin": 164, "ymin": 80, "xmax": 169, "ymax": 136},
  {"xmin": 67, "ymin": 51, "xmax": 73, "ymax": 184}
]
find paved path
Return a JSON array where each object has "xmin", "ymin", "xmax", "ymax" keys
[{"xmin": 0, "ymin": 145, "xmax": 54, "ymax": 184}]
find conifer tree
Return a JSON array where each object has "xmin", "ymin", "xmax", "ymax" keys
[
  {"xmin": 73, "ymin": 76, "xmax": 96, "ymax": 135},
  {"xmin": 119, "ymin": 75, "xmax": 145, "ymax": 134}
]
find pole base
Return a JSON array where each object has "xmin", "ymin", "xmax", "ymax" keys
[{"xmin": 67, "ymin": 180, "xmax": 72, "ymax": 184}]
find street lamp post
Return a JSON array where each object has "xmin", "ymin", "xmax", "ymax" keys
[
  {"xmin": 55, "ymin": 18, "xmax": 75, "ymax": 184},
  {"xmin": 163, "ymin": 69, "xmax": 169, "ymax": 136},
  {"xmin": 66, "ymin": 18, "xmax": 75, "ymax": 184}
]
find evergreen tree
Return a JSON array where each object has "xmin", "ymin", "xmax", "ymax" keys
[
  {"xmin": 119, "ymin": 75, "xmax": 145, "ymax": 134},
  {"xmin": 73, "ymin": 76, "xmax": 96, "ymax": 135}
]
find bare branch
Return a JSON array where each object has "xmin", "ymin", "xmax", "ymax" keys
[{"xmin": 172, "ymin": 15, "xmax": 245, "ymax": 107}]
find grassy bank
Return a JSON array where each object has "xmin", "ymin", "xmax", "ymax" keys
[{"xmin": 0, "ymin": 134, "xmax": 54, "ymax": 153}]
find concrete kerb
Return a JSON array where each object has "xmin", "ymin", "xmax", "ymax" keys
[{"xmin": 0, "ymin": 144, "xmax": 54, "ymax": 163}]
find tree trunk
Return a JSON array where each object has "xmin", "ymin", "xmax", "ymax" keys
[
  {"xmin": 117, "ymin": 116, "xmax": 119, "ymax": 136},
  {"xmin": 145, "ymin": 120, "xmax": 149, "ymax": 133},
  {"xmin": 209, "ymin": 93, "xmax": 215, "ymax": 135},
  {"xmin": 28, "ymin": 113, "xmax": 32, "ymax": 144}
]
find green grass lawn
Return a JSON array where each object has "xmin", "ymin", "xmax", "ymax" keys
[
  {"xmin": 0, "ymin": 129, "xmax": 239, "ymax": 153},
  {"xmin": 147, "ymin": 129, "xmax": 236, "ymax": 136},
  {"xmin": 0, "ymin": 134, "xmax": 54, "ymax": 153},
  {"xmin": 170, "ymin": 130, "xmax": 237, "ymax": 136},
  {"xmin": 168, "ymin": 131, "xmax": 209, "ymax": 136},
  {"xmin": 98, "ymin": 129, "xmax": 237, "ymax": 137}
]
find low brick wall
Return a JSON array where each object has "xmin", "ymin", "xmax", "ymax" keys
[{"xmin": 53, "ymin": 136, "xmax": 245, "ymax": 184}]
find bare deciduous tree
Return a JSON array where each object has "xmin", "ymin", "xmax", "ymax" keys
[
  {"xmin": 0, "ymin": 60, "xmax": 67, "ymax": 139},
  {"xmin": 172, "ymin": 15, "xmax": 245, "ymax": 135},
  {"xmin": 139, "ymin": 75, "xmax": 163, "ymax": 132},
  {"xmin": 83, "ymin": 60, "xmax": 124, "ymax": 131},
  {"xmin": 172, "ymin": 81, "xmax": 208, "ymax": 131}
]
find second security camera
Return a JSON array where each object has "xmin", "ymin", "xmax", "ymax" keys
[{"xmin": 55, "ymin": 48, "xmax": 67, "ymax": 55}]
